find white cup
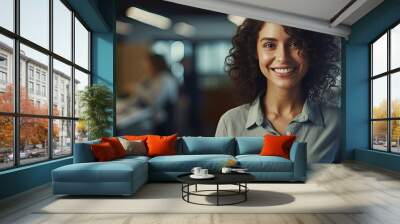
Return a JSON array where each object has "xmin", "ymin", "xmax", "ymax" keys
[
  {"xmin": 221, "ymin": 167, "xmax": 232, "ymax": 174},
  {"xmin": 191, "ymin": 167, "xmax": 202, "ymax": 176},
  {"xmin": 200, "ymin": 169, "xmax": 208, "ymax": 176}
]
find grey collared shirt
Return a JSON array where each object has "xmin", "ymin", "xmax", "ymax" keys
[{"xmin": 215, "ymin": 96, "xmax": 340, "ymax": 163}]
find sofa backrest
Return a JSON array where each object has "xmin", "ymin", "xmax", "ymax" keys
[
  {"xmin": 178, "ymin": 137, "xmax": 235, "ymax": 155},
  {"xmin": 235, "ymin": 137, "xmax": 263, "ymax": 155},
  {"xmin": 73, "ymin": 139, "xmax": 100, "ymax": 163}
]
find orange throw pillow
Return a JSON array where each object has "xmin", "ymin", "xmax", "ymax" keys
[
  {"xmin": 101, "ymin": 137, "xmax": 127, "ymax": 158},
  {"xmin": 260, "ymin": 134, "xmax": 296, "ymax": 159},
  {"xmin": 124, "ymin": 135, "xmax": 148, "ymax": 141},
  {"xmin": 146, "ymin": 134, "xmax": 177, "ymax": 157},
  {"xmin": 91, "ymin": 142, "xmax": 117, "ymax": 161}
]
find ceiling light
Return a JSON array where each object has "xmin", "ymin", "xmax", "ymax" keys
[
  {"xmin": 227, "ymin": 15, "xmax": 245, "ymax": 26},
  {"xmin": 173, "ymin": 22, "xmax": 196, "ymax": 37},
  {"xmin": 126, "ymin": 7, "xmax": 171, "ymax": 30},
  {"xmin": 116, "ymin": 21, "xmax": 133, "ymax": 35}
]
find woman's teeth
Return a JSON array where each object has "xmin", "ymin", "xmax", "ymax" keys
[{"xmin": 273, "ymin": 68, "xmax": 294, "ymax": 73}]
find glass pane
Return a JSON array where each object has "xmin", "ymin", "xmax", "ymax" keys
[
  {"xmin": 20, "ymin": 117, "xmax": 49, "ymax": 165},
  {"xmin": 196, "ymin": 41, "xmax": 231, "ymax": 75},
  {"xmin": 53, "ymin": 119, "xmax": 72, "ymax": 158},
  {"xmin": 75, "ymin": 120, "xmax": 88, "ymax": 143},
  {"xmin": 74, "ymin": 17, "xmax": 89, "ymax": 70},
  {"xmin": 0, "ymin": 34, "xmax": 14, "ymax": 112},
  {"xmin": 0, "ymin": 0, "xmax": 14, "ymax": 31},
  {"xmin": 372, "ymin": 33, "xmax": 387, "ymax": 76},
  {"xmin": 0, "ymin": 116, "xmax": 13, "ymax": 170},
  {"xmin": 20, "ymin": 44, "xmax": 49, "ymax": 115},
  {"xmin": 53, "ymin": 59, "xmax": 72, "ymax": 117},
  {"xmin": 391, "ymin": 120, "xmax": 400, "ymax": 153},
  {"xmin": 391, "ymin": 72, "xmax": 400, "ymax": 118},
  {"xmin": 53, "ymin": 0, "xmax": 72, "ymax": 60},
  {"xmin": 74, "ymin": 69, "xmax": 89, "ymax": 118},
  {"xmin": 372, "ymin": 77, "xmax": 387, "ymax": 119},
  {"xmin": 20, "ymin": 0, "xmax": 49, "ymax": 49},
  {"xmin": 372, "ymin": 121, "xmax": 388, "ymax": 151},
  {"xmin": 391, "ymin": 24, "xmax": 400, "ymax": 70}
]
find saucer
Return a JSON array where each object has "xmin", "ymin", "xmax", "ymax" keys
[{"xmin": 190, "ymin": 174, "xmax": 215, "ymax": 179}]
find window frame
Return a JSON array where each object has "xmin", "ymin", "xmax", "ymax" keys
[
  {"xmin": 370, "ymin": 20, "xmax": 400, "ymax": 154},
  {"xmin": 0, "ymin": 0, "xmax": 92, "ymax": 171}
]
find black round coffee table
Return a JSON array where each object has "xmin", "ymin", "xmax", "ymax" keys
[{"xmin": 177, "ymin": 173, "xmax": 255, "ymax": 206}]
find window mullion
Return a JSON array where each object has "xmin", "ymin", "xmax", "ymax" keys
[
  {"xmin": 71, "ymin": 11, "xmax": 76, "ymax": 154},
  {"xmin": 48, "ymin": 0, "xmax": 53, "ymax": 160},
  {"xmin": 13, "ymin": 0, "xmax": 20, "ymax": 167},
  {"xmin": 388, "ymin": 30, "xmax": 391, "ymax": 152}
]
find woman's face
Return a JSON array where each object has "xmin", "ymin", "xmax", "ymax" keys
[{"xmin": 256, "ymin": 22, "xmax": 309, "ymax": 90}]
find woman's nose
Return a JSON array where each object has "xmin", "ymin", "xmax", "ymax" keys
[{"xmin": 275, "ymin": 45, "xmax": 291, "ymax": 62}]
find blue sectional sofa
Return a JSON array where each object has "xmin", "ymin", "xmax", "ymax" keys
[{"xmin": 52, "ymin": 137, "xmax": 307, "ymax": 196}]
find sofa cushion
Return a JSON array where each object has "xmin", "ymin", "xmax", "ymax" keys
[
  {"xmin": 260, "ymin": 135, "xmax": 296, "ymax": 159},
  {"xmin": 53, "ymin": 159, "xmax": 147, "ymax": 183},
  {"xmin": 101, "ymin": 137, "xmax": 127, "ymax": 158},
  {"xmin": 148, "ymin": 154, "xmax": 235, "ymax": 172},
  {"xmin": 236, "ymin": 155, "xmax": 293, "ymax": 172},
  {"xmin": 118, "ymin": 138, "xmax": 147, "ymax": 156},
  {"xmin": 73, "ymin": 139, "xmax": 100, "ymax": 163},
  {"xmin": 235, "ymin": 137, "xmax": 263, "ymax": 155},
  {"xmin": 91, "ymin": 142, "xmax": 118, "ymax": 161},
  {"xmin": 180, "ymin": 137, "xmax": 235, "ymax": 155},
  {"xmin": 147, "ymin": 134, "xmax": 177, "ymax": 157}
]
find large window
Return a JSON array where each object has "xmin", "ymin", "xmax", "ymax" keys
[
  {"xmin": 0, "ymin": 0, "xmax": 91, "ymax": 171},
  {"xmin": 370, "ymin": 22, "xmax": 400, "ymax": 153}
]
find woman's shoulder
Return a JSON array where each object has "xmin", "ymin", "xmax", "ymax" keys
[
  {"xmin": 318, "ymin": 102, "xmax": 341, "ymax": 125},
  {"xmin": 219, "ymin": 103, "xmax": 251, "ymax": 123}
]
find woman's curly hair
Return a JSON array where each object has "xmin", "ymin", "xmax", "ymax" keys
[{"xmin": 225, "ymin": 19, "xmax": 341, "ymax": 104}]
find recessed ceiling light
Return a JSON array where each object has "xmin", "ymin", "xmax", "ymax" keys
[
  {"xmin": 173, "ymin": 22, "xmax": 196, "ymax": 37},
  {"xmin": 227, "ymin": 15, "xmax": 245, "ymax": 26},
  {"xmin": 126, "ymin": 7, "xmax": 171, "ymax": 30}
]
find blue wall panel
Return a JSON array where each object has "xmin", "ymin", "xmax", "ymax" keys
[
  {"xmin": 0, "ymin": 158, "xmax": 72, "ymax": 199},
  {"xmin": 346, "ymin": 0, "xmax": 400, "ymax": 170}
]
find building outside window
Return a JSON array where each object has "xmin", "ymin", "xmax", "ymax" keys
[
  {"xmin": 0, "ymin": 0, "xmax": 91, "ymax": 170},
  {"xmin": 28, "ymin": 81, "xmax": 34, "ymax": 94},
  {"xmin": 370, "ymin": 22, "xmax": 400, "ymax": 154},
  {"xmin": 28, "ymin": 66, "xmax": 34, "ymax": 80},
  {"xmin": 41, "ymin": 85, "xmax": 46, "ymax": 97}
]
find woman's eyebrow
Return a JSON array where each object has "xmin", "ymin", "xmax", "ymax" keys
[{"xmin": 259, "ymin": 37, "xmax": 277, "ymax": 42}]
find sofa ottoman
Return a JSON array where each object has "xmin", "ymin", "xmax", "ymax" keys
[{"xmin": 52, "ymin": 156, "xmax": 148, "ymax": 196}]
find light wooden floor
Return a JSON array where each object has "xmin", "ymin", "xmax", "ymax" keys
[{"xmin": 1, "ymin": 162, "xmax": 400, "ymax": 224}]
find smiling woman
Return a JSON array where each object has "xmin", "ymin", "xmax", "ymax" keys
[{"xmin": 216, "ymin": 19, "xmax": 341, "ymax": 163}]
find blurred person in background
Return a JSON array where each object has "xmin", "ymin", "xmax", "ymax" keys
[{"xmin": 132, "ymin": 53, "xmax": 179, "ymax": 134}]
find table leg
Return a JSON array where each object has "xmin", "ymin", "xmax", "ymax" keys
[
  {"xmin": 195, "ymin": 184, "xmax": 197, "ymax": 192},
  {"xmin": 217, "ymin": 184, "xmax": 219, "ymax": 206},
  {"xmin": 245, "ymin": 183, "xmax": 247, "ymax": 201}
]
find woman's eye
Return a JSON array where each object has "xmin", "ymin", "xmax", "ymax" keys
[{"xmin": 263, "ymin": 42, "xmax": 275, "ymax": 48}]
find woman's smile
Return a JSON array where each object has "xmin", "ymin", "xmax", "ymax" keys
[{"xmin": 270, "ymin": 66, "xmax": 297, "ymax": 77}]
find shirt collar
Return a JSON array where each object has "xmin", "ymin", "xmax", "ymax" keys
[
  {"xmin": 245, "ymin": 95, "xmax": 264, "ymax": 129},
  {"xmin": 294, "ymin": 99, "xmax": 324, "ymax": 126},
  {"xmin": 245, "ymin": 95, "xmax": 324, "ymax": 129}
]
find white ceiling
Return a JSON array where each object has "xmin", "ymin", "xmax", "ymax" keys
[
  {"xmin": 163, "ymin": 0, "xmax": 384, "ymax": 38},
  {"xmin": 225, "ymin": 0, "xmax": 352, "ymax": 22}
]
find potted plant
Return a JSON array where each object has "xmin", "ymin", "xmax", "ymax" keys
[{"xmin": 79, "ymin": 84, "xmax": 113, "ymax": 140}]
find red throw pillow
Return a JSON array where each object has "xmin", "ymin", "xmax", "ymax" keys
[
  {"xmin": 101, "ymin": 137, "xmax": 126, "ymax": 158},
  {"xmin": 146, "ymin": 134, "xmax": 177, "ymax": 157},
  {"xmin": 260, "ymin": 134, "xmax": 296, "ymax": 159},
  {"xmin": 91, "ymin": 142, "xmax": 117, "ymax": 161},
  {"xmin": 124, "ymin": 135, "xmax": 148, "ymax": 141}
]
